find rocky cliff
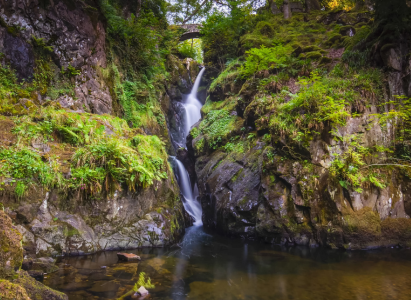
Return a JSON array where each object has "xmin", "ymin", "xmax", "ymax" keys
[
  {"xmin": 0, "ymin": 0, "xmax": 201, "ymax": 257},
  {"xmin": 191, "ymin": 8, "xmax": 411, "ymax": 250}
]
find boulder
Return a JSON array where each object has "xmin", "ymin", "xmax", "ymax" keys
[{"xmin": 117, "ymin": 253, "xmax": 141, "ymax": 262}]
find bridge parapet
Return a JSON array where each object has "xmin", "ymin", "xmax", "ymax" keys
[{"xmin": 179, "ymin": 24, "xmax": 202, "ymax": 41}]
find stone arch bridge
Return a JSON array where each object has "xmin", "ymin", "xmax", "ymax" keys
[{"xmin": 179, "ymin": 24, "xmax": 202, "ymax": 42}]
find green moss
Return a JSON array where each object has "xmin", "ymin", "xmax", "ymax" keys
[
  {"xmin": 0, "ymin": 280, "xmax": 30, "ymax": 300},
  {"xmin": 319, "ymin": 56, "xmax": 333, "ymax": 65},
  {"xmin": 194, "ymin": 137, "xmax": 205, "ymax": 155},
  {"xmin": 201, "ymin": 96, "xmax": 238, "ymax": 115},
  {"xmin": 198, "ymin": 110, "xmax": 240, "ymax": 149},
  {"xmin": 325, "ymin": 33, "xmax": 343, "ymax": 47},
  {"xmin": 240, "ymin": 34, "xmax": 273, "ymax": 51},
  {"xmin": 209, "ymin": 59, "xmax": 242, "ymax": 94},
  {"xmin": 304, "ymin": 51, "xmax": 323, "ymax": 60},
  {"xmin": 301, "ymin": 45, "xmax": 322, "ymax": 52}
]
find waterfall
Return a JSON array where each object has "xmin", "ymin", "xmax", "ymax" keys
[
  {"xmin": 183, "ymin": 67, "xmax": 206, "ymax": 137},
  {"xmin": 172, "ymin": 157, "xmax": 203, "ymax": 226},
  {"xmin": 172, "ymin": 68, "xmax": 205, "ymax": 226}
]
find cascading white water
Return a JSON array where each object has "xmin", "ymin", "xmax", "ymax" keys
[
  {"xmin": 172, "ymin": 68, "xmax": 205, "ymax": 226},
  {"xmin": 172, "ymin": 157, "xmax": 203, "ymax": 226},
  {"xmin": 183, "ymin": 67, "xmax": 206, "ymax": 137}
]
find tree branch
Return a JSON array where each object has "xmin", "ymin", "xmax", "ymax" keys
[{"xmin": 182, "ymin": 0, "xmax": 210, "ymax": 25}]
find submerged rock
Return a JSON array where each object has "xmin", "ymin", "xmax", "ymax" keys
[{"xmin": 117, "ymin": 253, "xmax": 141, "ymax": 262}]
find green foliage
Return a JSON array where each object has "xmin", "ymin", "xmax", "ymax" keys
[
  {"xmin": 342, "ymin": 50, "xmax": 370, "ymax": 69},
  {"xmin": 12, "ymin": 107, "xmax": 130, "ymax": 146},
  {"xmin": 61, "ymin": 65, "xmax": 81, "ymax": 78},
  {"xmin": 375, "ymin": 96, "xmax": 411, "ymax": 162},
  {"xmin": 133, "ymin": 272, "xmax": 155, "ymax": 291},
  {"xmin": 5, "ymin": 105, "xmax": 171, "ymax": 198},
  {"xmin": 209, "ymin": 59, "xmax": 242, "ymax": 93},
  {"xmin": 199, "ymin": 110, "xmax": 238, "ymax": 149},
  {"xmin": 0, "ymin": 148, "xmax": 63, "ymax": 198},
  {"xmin": 72, "ymin": 135, "xmax": 168, "ymax": 195},
  {"xmin": 268, "ymin": 68, "xmax": 383, "ymax": 144},
  {"xmin": 100, "ymin": 0, "xmax": 171, "ymax": 81},
  {"xmin": 343, "ymin": 25, "xmax": 371, "ymax": 51},
  {"xmin": 31, "ymin": 36, "xmax": 54, "ymax": 53},
  {"xmin": 329, "ymin": 135, "xmax": 386, "ymax": 192},
  {"xmin": 178, "ymin": 39, "xmax": 203, "ymax": 63},
  {"xmin": 241, "ymin": 44, "xmax": 292, "ymax": 78},
  {"xmin": 201, "ymin": 7, "xmax": 254, "ymax": 69}
]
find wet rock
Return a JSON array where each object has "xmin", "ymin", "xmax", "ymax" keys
[
  {"xmin": 117, "ymin": 253, "xmax": 141, "ymax": 262},
  {"xmin": 2, "ymin": 32, "xmax": 35, "ymax": 81},
  {"xmin": 22, "ymin": 258, "xmax": 59, "ymax": 274},
  {"xmin": 27, "ymin": 270, "xmax": 44, "ymax": 282}
]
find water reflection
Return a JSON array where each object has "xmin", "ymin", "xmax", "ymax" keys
[{"xmin": 45, "ymin": 226, "xmax": 411, "ymax": 300}]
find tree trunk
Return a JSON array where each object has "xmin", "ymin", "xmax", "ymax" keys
[
  {"xmin": 283, "ymin": 0, "xmax": 292, "ymax": 19},
  {"xmin": 136, "ymin": 0, "xmax": 142, "ymax": 17}
]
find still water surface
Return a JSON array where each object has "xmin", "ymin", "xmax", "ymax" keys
[{"xmin": 45, "ymin": 226, "xmax": 411, "ymax": 300}]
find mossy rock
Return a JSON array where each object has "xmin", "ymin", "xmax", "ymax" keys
[
  {"xmin": 319, "ymin": 56, "xmax": 332, "ymax": 65},
  {"xmin": 380, "ymin": 43, "xmax": 397, "ymax": 53},
  {"xmin": 303, "ymin": 51, "xmax": 323, "ymax": 60},
  {"xmin": 339, "ymin": 25, "xmax": 355, "ymax": 36},
  {"xmin": 240, "ymin": 34, "xmax": 273, "ymax": 51},
  {"xmin": 354, "ymin": 22, "xmax": 368, "ymax": 28},
  {"xmin": 0, "ymin": 211, "xmax": 23, "ymax": 279},
  {"xmin": 0, "ymin": 280, "xmax": 30, "ymax": 300},
  {"xmin": 324, "ymin": 33, "xmax": 343, "ymax": 48},
  {"xmin": 254, "ymin": 21, "xmax": 276, "ymax": 37},
  {"xmin": 301, "ymin": 45, "xmax": 322, "ymax": 53},
  {"xmin": 14, "ymin": 271, "xmax": 68, "ymax": 300}
]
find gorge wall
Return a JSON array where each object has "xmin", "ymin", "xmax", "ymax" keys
[
  {"xmin": 190, "ymin": 8, "xmax": 411, "ymax": 250},
  {"xmin": 0, "ymin": 0, "xmax": 203, "ymax": 258}
]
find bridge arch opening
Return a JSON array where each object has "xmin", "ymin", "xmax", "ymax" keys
[{"xmin": 178, "ymin": 38, "xmax": 203, "ymax": 64}]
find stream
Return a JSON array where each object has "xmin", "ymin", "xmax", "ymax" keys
[{"xmin": 45, "ymin": 225, "xmax": 411, "ymax": 300}]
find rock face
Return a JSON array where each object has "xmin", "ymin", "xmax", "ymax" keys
[
  {"xmin": 0, "ymin": 0, "xmax": 111, "ymax": 114},
  {"xmin": 194, "ymin": 112, "xmax": 411, "ymax": 250},
  {"xmin": 3, "ymin": 177, "xmax": 185, "ymax": 256},
  {"xmin": 192, "ymin": 13, "xmax": 411, "ymax": 250}
]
